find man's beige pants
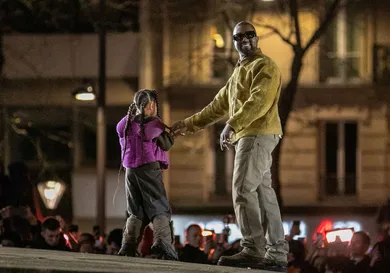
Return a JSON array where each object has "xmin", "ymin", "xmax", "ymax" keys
[{"xmin": 233, "ymin": 135, "xmax": 288, "ymax": 262}]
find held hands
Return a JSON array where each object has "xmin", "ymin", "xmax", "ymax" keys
[
  {"xmin": 170, "ymin": 120, "xmax": 187, "ymax": 137},
  {"xmin": 220, "ymin": 124, "xmax": 234, "ymax": 151}
]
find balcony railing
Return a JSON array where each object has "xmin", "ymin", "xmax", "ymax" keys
[{"xmin": 373, "ymin": 44, "xmax": 390, "ymax": 84}]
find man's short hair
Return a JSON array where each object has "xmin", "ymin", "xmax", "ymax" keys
[
  {"xmin": 68, "ymin": 224, "xmax": 79, "ymax": 233},
  {"xmin": 107, "ymin": 229, "xmax": 122, "ymax": 246},
  {"xmin": 42, "ymin": 217, "xmax": 60, "ymax": 231},
  {"xmin": 79, "ymin": 233, "xmax": 95, "ymax": 245},
  {"xmin": 354, "ymin": 231, "xmax": 370, "ymax": 246},
  {"xmin": 235, "ymin": 21, "xmax": 257, "ymax": 33},
  {"xmin": 186, "ymin": 224, "xmax": 201, "ymax": 234}
]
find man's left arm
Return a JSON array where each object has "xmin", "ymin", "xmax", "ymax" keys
[{"xmin": 227, "ymin": 61, "xmax": 281, "ymax": 134}]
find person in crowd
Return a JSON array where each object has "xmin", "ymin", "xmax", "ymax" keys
[
  {"xmin": 179, "ymin": 224, "xmax": 212, "ymax": 264},
  {"xmin": 106, "ymin": 229, "xmax": 123, "ymax": 255},
  {"xmin": 349, "ymin": 231, "xmax": 371, "ymax": 273},
  {"xmin": 29, "ymin": 217, "xmax": 70, "ymax": 251}
]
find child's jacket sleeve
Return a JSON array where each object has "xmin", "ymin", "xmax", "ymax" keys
[{"xmin": 154, "ymin": 131, "xmax": 175, "ymax": 151}]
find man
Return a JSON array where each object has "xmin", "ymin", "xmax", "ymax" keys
[
  {"xmin": 349, "ymin": 231, "xmax": 371, "ymax": 273},
  {"xmin": 30, "ymin": 217, "xmax": 70, "ymax": 251},
  {"xmin": 179, "ymin": 224, "xmax": 211, "ymax": 264},
  {"xmin": 172, "ymin": 21, "xmax": 288, "ymax": 270}
]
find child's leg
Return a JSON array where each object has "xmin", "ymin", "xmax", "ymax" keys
[
  {"xmin": 119, "ymin": 168, "xmax": 149, "ymax": 256},
  {"xmin": 151, "ymin": 214, "xmax": 178, "ymax": 260},
  {"xmin": 134, "ymin": 167, "xmax": 178, "ymax": 260}
]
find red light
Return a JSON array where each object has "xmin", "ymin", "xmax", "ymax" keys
[{"xmin": 312, "ymin": 219, "xmax": 333, "ymax": 241}]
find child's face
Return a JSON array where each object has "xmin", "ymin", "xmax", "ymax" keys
[{"xmin": 144, "ymin": 100, "xmax": 157, "ymax": 117}]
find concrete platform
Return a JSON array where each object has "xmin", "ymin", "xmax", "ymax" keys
[{"xmin": 0, "ymin": 247, "xmax": 273, "ymax": 273}]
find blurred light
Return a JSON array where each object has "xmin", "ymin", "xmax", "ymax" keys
[
  {"xmin": 333, "ymin": 221, "xmax": 361, "ymax": 231},
  {"xmin": 262, "ymin": 0, "xmax": 274, "ymax": 1},
  {"xmin": 205, "ymin": 221, "xmax": 225, "ymax": 233},
  {"xmin": 202, "ymin": 230, "xmax": 213, "ymax": 237},
  {"xmin": 75, "ymin": 93, "xmax": 96, "ymax": 101},
  {"xmin": 326, "ymin": 228, "xmax": 354, "ymax": 243},
  {"xmin": 37, "ymin": 180, "xmax": 66, "ymax": 210},
  {"xmin": 73, "ymin": 86, "xmax": 96, "ymax": 101},
  {"xmin": 213, "ymin": 34, "xmax": 225, "ymax": 48},
  {"xmin": 283, "ymin": 221, "xmax": 307, "ymax": 240}
]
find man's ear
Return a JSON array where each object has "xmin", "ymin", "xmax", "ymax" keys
[{"xmin": 41, "ymin": 231, "xmax": 45, "ymax": 238}]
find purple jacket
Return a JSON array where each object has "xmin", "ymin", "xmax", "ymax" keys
[{"xmin": 116, "ymin": 116, "xmax": 169, "ymax": 169}]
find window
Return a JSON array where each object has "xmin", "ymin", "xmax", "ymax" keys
[
  {"xmin": 321, "ymin": 121, "xmax": 358, "ymax": 197},
  {"xmin": 8, "ymin": 107, "xmax": 72, "ymax": 165},
  {"xmin": 213, "ymin": 124, "xmax": 234, "ymax": 196},
  {"xmin": 320, "ymin": 5, "xmax": 363, "ymax": 83},
  {"xmin": 79, "ymin": 106, "xmax": 128, "ymax": 168}
]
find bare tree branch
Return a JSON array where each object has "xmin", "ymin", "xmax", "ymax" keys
[
  {"xmin": 303, "ymin": 0, "xmax": 342, "ymax": 53},
  {"xmin": 256, "ymin": 23, "xmax": 295, "ymax": 48},
  {"xmin": 289, "ymin": 0, "xmax": 302, "ymax": 50},
  {"xmin": 221, "ymin": 10, "xmax": 234, "ymax": 32}
]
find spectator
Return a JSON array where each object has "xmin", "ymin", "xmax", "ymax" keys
[
  {"xmin": 29, "ymin": 217, "xmax": 70, "ymax": 251},
  {"xmin": 369, "ymin": 231, "xmax": 390, "ymax": 273},
  {"xmin": 0, "ymin": 231, "xmax": 22, "ymax": 247},
  {"xmin": 287, "ymin": 240, "xmax": 318, "ymax": 273},
  {"xmin": 139, "ymin": 225, "xmax": 154, "ymax": 257},
  {"xmin": 106, "ymin": 229, "xmax": 123, "ymax": 255},
  {"xmin": 179, "ymin": 224, "xmax": 211, "ymax": 264},
  {"xmin": 78, "ymin": 233, "xmax": 96, "ymax": 253},
  {"xmin": 0, "ymin": 161, "xmax": 8, "ymax": 210},
  {"xmin": 67, "ymin": 224, "xmax": 80, "ymax": 251},
  {"xmin": 349, "ymin": 231, "xmax": 371, "ymax": 273},
  {"xmin": 324, "ymin": 256, "xmax": 353, "ymax": 273}
]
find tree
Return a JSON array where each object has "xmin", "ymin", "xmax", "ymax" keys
[{"xmin": 220, "ymin": 0, "xmax": 356, "ymax": 207}]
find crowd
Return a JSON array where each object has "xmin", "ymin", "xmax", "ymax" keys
[{"xmin": 1, "ymin": 161, "xmax": 390, "ymax": 272}]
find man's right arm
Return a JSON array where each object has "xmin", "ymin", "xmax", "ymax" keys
[{"xmin": 183, "ymin": 84, "xmax": 229, "ymax": 133}]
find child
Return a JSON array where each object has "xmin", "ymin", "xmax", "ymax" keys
[{"xmin": 116, "ymin": 89, "xmax": 178, "ymax": 260}]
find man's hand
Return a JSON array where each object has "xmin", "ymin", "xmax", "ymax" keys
[
  {"xmin": 171, "ymin": 120, "xmax": 187, "ymax": 136},
  {"xmin": 204, "ymin": 239, "xmax": 214, "ymax": 255},
  {"xmin": 220, "ymin": 124, "xmax": 234, "ymax": 151}
]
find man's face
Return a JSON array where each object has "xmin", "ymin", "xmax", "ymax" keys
[
  {"xmin": 349, "ymin": 233, "xmax": 368, "ymax": 257},
  {"xmin": 41, "ymin": 229, "xmax": 61, "ymax": 247},
  {"xmin": 106, "ymin": 242, "xmax": 120, "ymax": 255},
  {"xmin": 233, "ymin": 24, "xmax": 259, "ymax": 58},
  {"xmin": 187, "ymin": 226, "xmax": 203, "ymax": 248}
]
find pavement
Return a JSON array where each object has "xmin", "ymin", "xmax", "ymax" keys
[{"xmin": 0, "ymin": 247, "xmax": 274, "ymax": 273}]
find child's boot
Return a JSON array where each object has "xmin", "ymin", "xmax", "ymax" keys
[
  {"xmin": 118, "ymin": 215, "xmax": 143, "ymax": 256},
  {"xmin": 151, "ymin": 215, "xmax": 178, "ymax": 260}
]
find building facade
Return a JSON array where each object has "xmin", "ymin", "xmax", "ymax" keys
[{"xmin": 1, "ymin": 0, "xmax": 389, "ymax": 242}]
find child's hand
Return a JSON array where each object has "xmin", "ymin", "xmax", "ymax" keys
[{"xmin": 171, "ymin": 121, "xmax": 187, "ymax": 136}]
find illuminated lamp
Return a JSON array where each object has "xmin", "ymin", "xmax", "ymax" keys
[{"xmin": 37, "ymin": 180, "xmax": 66, "ymax": 210}]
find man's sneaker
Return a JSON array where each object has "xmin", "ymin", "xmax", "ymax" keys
[
  {"xmin": 218, "ymin": 251, "xmax": 264, "ymax": 266},
  {"xmin": 151, "ymin": 238, "xmax": 179, "ymax": 261},
  {"xmin": 262, "ymin": 258, "xmax": 288, "ymax": 272},
  {"xmin": 218, "ymin": 251, "xmax": 287, "ymax": 272},
  {"xmin": 117, "ymin": 243, "xmax": 139, "ymax": 257}
]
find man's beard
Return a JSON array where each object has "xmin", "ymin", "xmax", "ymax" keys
[{"xmin": 240, "ymin": 44, "xmax": 254, "ymax": 56}]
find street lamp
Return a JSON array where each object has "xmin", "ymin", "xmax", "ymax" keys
[
  {"xmin": 37, "ymin": 180, "xmax": 66, "ymax": 210},
  {"xmin": 71, "ymin": 0, "xmax": 107, "ymax": 233},
  {"xmin": 73, "ymin": 86, "xmax": 96, "ymax": 101}
]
